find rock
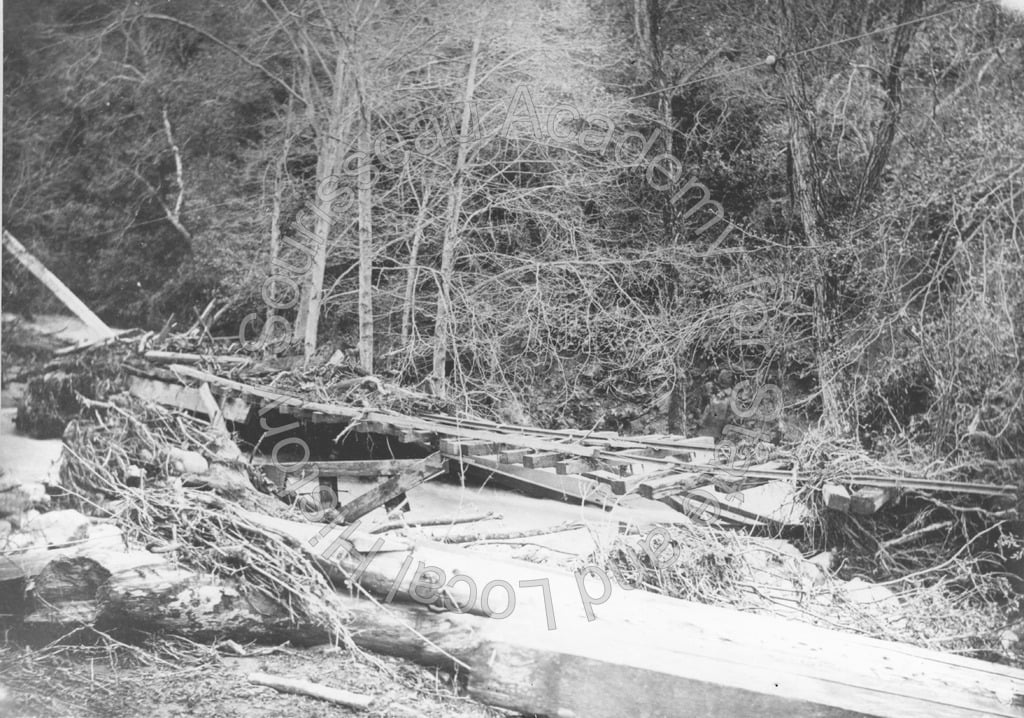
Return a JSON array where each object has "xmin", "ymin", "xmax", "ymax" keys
[
  {"xmin": 841, "ymin": 577, "xmax": 900, "ymax": 610},
  {"xmin": 79, "ymin": 522, "xmax": 126, "ymax": 552},
  {"xmin": 21, "ymin": 509, "xmax": 91, "ymax": 547},
  {"xmin": 807, "ymin": 551, "xmax": 835, "ymax": 573},
  {"xmin": 165, "ymin": 447, "xmax": 209, "ymax": 475},
  {"xmin": 0, "ymin": 488, "xmax": 34, "ymax": 517},
  {"xmin": 7, "ymin": 509, "xmax": 40, "ymax": 531},
  {"xmin": 183, "ymin": 462, "xmax": 251, "ymax": 499}
]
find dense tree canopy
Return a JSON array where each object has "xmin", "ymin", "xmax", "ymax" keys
[{"xmin": 4, "ymin": 0, "xmax": 1023, "ymax": 464}]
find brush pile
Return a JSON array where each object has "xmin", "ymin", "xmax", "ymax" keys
[{"xmin": 57, "ymin": 395, "xmax": 352, "ymax": 645}]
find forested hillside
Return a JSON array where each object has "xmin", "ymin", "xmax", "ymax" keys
[{"xmin": 5, "ymin": 0, "xmax": 1024, "ymax": 466}]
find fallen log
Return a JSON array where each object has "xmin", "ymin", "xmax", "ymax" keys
[{"xmin": 20, "ymin": 550, "xmax": 330, "ymax": 645}]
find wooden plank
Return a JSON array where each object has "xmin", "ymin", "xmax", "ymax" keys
[
  {"xmin": 2, "ymin": 230, "xmax": 113, "ymax": 337},
  {"xmin": 522, "ymin": 451, "xmax": 562, "ymax": 469},
  {"xmin": 851, "ymin": 487, "xmax": 895, "ymax": 515},
  {"xmin": 334, "ymin": 453, "xmax": 446, "ymax": 524},
  {"xmin": 458, "ymin": 455, "xmax": 613, "ymax": 505},
  {"xmin": 499, "ymin": 448, "xmax": 529, "ymax": 464},
  {"xmin": 128, "ymin": 375, "xmax": 250, "ymax": 423}
]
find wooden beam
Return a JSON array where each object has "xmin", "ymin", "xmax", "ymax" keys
[
  {"xmin": 851, "ymin": 487, "xmax": 895, "ymax": 515},
  {"xmin": 439, "ymin": 439, "xmax": 496, "ymax": 457},
  {"xmin": 522, "ymin": 451, "xmax": 562, "ymax": 469},
  {"xmin": 555, "ymin": 457, "xmax": 593, "ymax": 475},
  {"xmin": 2, "ymin": 230, "xmax": 113, "ymax": 337},
  {"xmin": 128, "ymin": 375, "xmax": 250, "ymax": 422},
  {"xmin": 637, "ymin": 473, "xmax": 706, "ymax": 501},
  {"xmin": 258, "ymin": 458, "xmax": 433, "ymax": 488},
  {"xmin": 398, "ymin": 429, "xmax": 435, "ymax": 444},
  {"xmin": 608, "ymin": 467, "xmax": 672, "ymax": 496},
  {"xmin": 822, "ymin": 483, "xmax": 852, "ymax": 512},
  {"xmin": 333, "ymin": 453, "xmax": 446, "ymax": 524},
  {"xmin": 499, "ymin": 448, "xmax": 529, "ymax": 464},
  {"xmin": 354, "ymin": 419, "xmax": 397, "ymax": 435},
  {"xmin": 580, "ymin": 469, "xmax": 625, "ymax": 489}
]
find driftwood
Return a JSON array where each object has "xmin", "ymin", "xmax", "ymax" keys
[{"xmin": 2, "ymin": 230, "xmax": 113, "ymax": 337}]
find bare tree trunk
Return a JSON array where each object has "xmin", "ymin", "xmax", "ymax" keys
[
  {"xmin": 778, "ymin": 0, "xmax": 841, "ymax": 429},
  {"xmin": 267, "ymin": 113, "xmax": 293, "ymax": 325},
  {"xmin": 854, "ymin": 0, "xmax": 924, "ymax": 210},
  {"xmin": 296, "ymin": 50, "xmax": 353, "ymax": 362},
  {"xmin": 356, "ymin": 98, "xmax": 374, "ymax": 373},
  {"xmin": 432, "ymin": 37, "xmax": 481, "ymax": 395},
  {"xmin": 402, "ymin": 176, "xmax": 432, "ymax": 344}
]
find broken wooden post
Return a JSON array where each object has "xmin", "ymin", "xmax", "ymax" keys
[
  {"xmin": 2, "ymin": 230, "xmax": 113, "ymax": 337},
  {"xmin": 333, "ymin": 453, "xmax": 446, "ymax": 524}
]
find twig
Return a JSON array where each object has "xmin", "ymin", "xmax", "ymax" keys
[
  {"xmin": 439, "ymin": 521, "xmax": 585, "ymax": 544},
  {"xmin": 369, "ymin": 511, "xmax": 501, "ymax": 534},
  {"xmin": 246, "ymin": 672, "xmax": 372, "ymax": 709}
]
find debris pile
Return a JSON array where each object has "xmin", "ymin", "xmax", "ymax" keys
[{"xmin": 1, "ymin": 315, "xmax": 1023, "ymax": 716}]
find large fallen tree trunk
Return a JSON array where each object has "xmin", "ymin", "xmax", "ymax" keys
[
  {"xmin": 24, "ymin": 525, "xmax": 1023, "ymax": 718},
  {"xmin": 242, "ymin": 511, "xmax": 1024, "ymax": 718}
]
